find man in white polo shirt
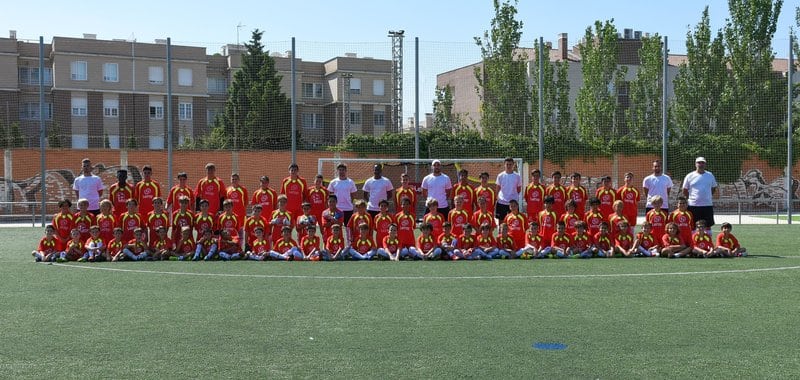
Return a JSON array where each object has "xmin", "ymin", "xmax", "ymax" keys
[
  {"xmin": 495, "ymin": 157, "xmax": 522, "ymax": 221},
  {"xmin": 682, "ymin": 156, "xmax": 718, "ymax": 229},
  {"xmin": 643, "ymin": 159, "xmax": 672, "ymax": 213},
  {"xmin": 72, "ymin": 158, "xmax": 105, "ymax": 214},
  {"xmin": 327, "ymin": 163, "xmax": 358, "ymax": 225},
  {"xmin": 421, "ymin": 160, "xmax": 453, "ymax": 215},
  {"xmin": 363, "ymin": 164, "xmax": 393, "ymax": 218}
]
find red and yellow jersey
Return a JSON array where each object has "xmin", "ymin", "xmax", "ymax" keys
[
  {"xmin": 572, "ymin": 233, "xmax": 593, "ymax": 251},
  {"xmin": 269, "ymin": 210, "xmax": 294, "ymax": 243},
  {"xmin": 615, "ymin": 232, "xmax": 634, "ymax": 250},
  {"xmin": 395, "ymin": 212, "xmax": 416, "ymax": 247},
  {"xmin": 107, "ymin": 238, "xmax": 125, "ymax": 256},
  {"xmin": 497, "ymin": 235, "xmax": 515, "ymax": 250},
  {"xmin": 636, "ymin": 232, "xmax": 658, "ymax": 249},
  {"xmin": 560, "ymin": 212, "xmax": 580, "ymax": 236},
  {"xmin": 273, "ymin": 238, "xmax": 298, "ymax": 254},
  {"xmin": 662, "ymin": 234, "xmax": 684, "ymax": 248},
  {"xmin": 72, "ymin": 212, "xmax": 95, "ymax": 242},
  {"xmin": 458, "ymin": 233, "xmax": 476, "ymax": 250},
  {"xmin": 593, "ymin": 232, "xmax": 613, "ymax": 251},
  {"xmin": 166, "ymin": 185, "xmax": 194, "ymax": 212},
  {"xmin": 250, "ymin": 238, "xmax": 270, "ymax": 255},
  {"xmin": 195, "ymin": 177, "xmax": 226, "ymax": 216},
  {"xmin": 119, "ymin": 212, "xmax": 143, "ymax": 242},
  {"xmin": 146, "ymin": 211, "xmax": 170, "ymax": 243},
  {"xmin": 546, "ymin": 184, "xmax": 568, "ymax": 218},
  {"xmin": 537, "ymin": 210, "xmax": 557, "ymax": 246},
  {"xmin": 300, "ymin": 235, "xmax": 321, "ymax": 255},
  {"xmin": 372, "ymin": 212, "xmax": 395, "ymax": 245},
  {"xmin": 251, "ymin": 187, "xmax": 277, "ymax": 218},
  {"xmin": 126, "ymin": 238, "xmax": 148, "ymax": 254},
  {"xmin": 608, "ymin": 213, "xmax": 629, "ymax": 240},
  {"xmin": 95, "ymin": 213, "xmax": 116, "ymax": 244},
  {"xmin": 416, "ymin": 235, "xmax": 437, "ymax": 252},
  {"xmin": 472, "ymin": 210, "xmax": 495, "ymax": 231},
  {"xmin": 216, "ymin": 212, "xmax": 240, "ymax": 239},
  {"xmin": 716, "ymin": 233, "xmax": 740, "ymax": 250},
  {"xmin": 595, "ymin": 188, "xmax": 617, "ymax": 219},
  {"xmin": 305, "ymin": 186, "xmax": 329, "ymax": 221},
  {"xmin": 448, "ymin": 209, "xmax": 471, "ymax": 236},
  {"xmin": 438, "ymin": 232, "xmax": 457, "ymax": 247},
  {"xmin": 617, "ymin": 185, "xmax": 640, "ymax": 227},
  {"xmin": 193, "ymin": 213, "xmax": 215, "ymax": 236},
  {"xmin": 171, "ymin": 209, "xmax": 195, "ymax": 241},
  {"xmin": 567, "ymin": 185, "xmax": 588, "ymax": 219},
  {"xmin": 52, "ymin": 211, "xmax": 75, "ymax": 242},
  {"xmin": 645, "ymin": 209, "xmax": 668, "ymax": 241},
  {"xmin": 108, "ymin": 183, "xmax": 134, "ymax": 218},
  {"xmin": 134, "ymin": 180, "xmax": 162, "ymax": 217},
  {"xmin": 692, "ymin": 232, "xmax": 714, "ymax": 251},
  {"xmin": 475, "ymin": 185, "xmax": 496, "ymax": 215},
  {"xmin": 354, "ymin": 237, "xmax": 376, "ymax": 254},
  {"xmin": 504, "ymin": 212, "xmax": 527, "ymax": 249},
  {"xmin": 382, "ymin": 236, "xmax": 401, "ymax": 253},
  {"xmin": 423, "ymin": 212, "xmax": 445, "ymax": 239},
  {"xmin": 217, "ymin": 237, "xmax": 241, "ymax": 253},
  {"xmin": 452, "ymin": 182, "xmax": 476, "ymax": 215},
  {"xmin": 394, "ymin": 186, "xmax": 417, "ymax": 215},
  {"xmin": 65, "ymin": 238, "xmax": 83, "ymax": 254},
  {"xmin": 525, "ymin": 232, "xmax": 543, "ymax": 249},
  {"xmin": 476, "ymin": 234, "xmax": 496, "ymax": 250},
  {"xmin": 321, "ymin": 208, "xmax": 344, "ymax": 240},
  {"xmin": 668, "ymin": 210, "xmax": 694, "ymax": 245},
  {"xmin": 225, "ymin": 185, "xmax": 249, "ymax": 225},
  {"xmin": 584, "ymin": 210, "xmax": 605, "ymax": 237},
  {"xmin": 37, "ymin": 236, "xmax": 61, "ymax": 254},
  {"xmin": 348, "ymin": 212, "xmax": 373, "ymax": 242},
  {"xmin": 524, "ymin": 182, "xmax": 545, "ymax": 220},
  {"xmin": 243, "ymin": 215, "xmax": 267, "ymax": 246},
  {"xmin": 550, "ymin": 232, "xmax": 571, "ymax": 250},
  {"xmin": 197, "ymin": 236, "xmax": 216, "ymax": 250},
  {"xmin": 177, "ymin": 237, "xmax": 196, "ymax": 254},
  {"xmin": 325, "ymin": 235, "xmax": 345, "ymax": 253},
  {"xmin": 84, "ymin": 237, "xmax": 104, "ymax": 250},
  {"xmin": 280, "ymin": 176, "xmax": 308, "ymax": 215},
  {"xmin": 150, "ymin": 236, "xmax": 173, "ymax": 251}
]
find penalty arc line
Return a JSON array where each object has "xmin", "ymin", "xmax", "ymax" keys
[{"xmin": 49, "ymin": 263, "xmax": 800, "ymax": 280}]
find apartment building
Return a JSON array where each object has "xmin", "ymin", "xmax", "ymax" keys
[{"xmin": 0, "ymin": 33, "xmax": 395, "ymax": 149}]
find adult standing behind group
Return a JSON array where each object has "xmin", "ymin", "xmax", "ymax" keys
[
  {"xmin": 363, "ymin": 164, "xmax": 393, "ymax": 218},
  {"xmin": 495, "ymin": 157, "xmax": 522, "ymax": 222},
  {"xmin": 643, "ymin": 159, "xmax": 672, "ymax": 213},
  {"xmin": 327, "ymin": 163, "xmax": 357, "ymax": 224},
  {"xmin": 421, "ymin": 160, "xmax": 453, "ymax": 216},
  {"xmin": 72, "ymin": 158, "xmax": 105, "ymax": 215},
  {"xmin": 682, "ymin": 156, "xmax": 718, "ymax": 229}
]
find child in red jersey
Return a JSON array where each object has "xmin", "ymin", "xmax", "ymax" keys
[
  {"xmin": 537, "ymin": 196, "xmax": 557, "ymax": 247},
  {"xmin": 632, "ymin": 221, "xmax": 659, "ymax": 257},
  {"xmin": 616, "ymin": 172, "xmax": 640, "ymax": 230},
  {"xmin": 73, "ymin": 198, "xmax": 95, "ymax": 243},
  {"xmin": 378, "ymin": 223, "xmax": 402, "ymax": 261},
  {"xmin": 644, "ymin": 195, "xmax": 668, "ymax": 242},
  {"xmin": 415, "ymin": 223, "xmax": 440, "ymax": 260},
  {"xmin": 608, "ymin": 200, "xmax": 629, "ymax": 240},
  {"xmin": 280, "ymin": 163, "xmax": 308, "ymax": 219},
  {"xmin": 245, "ymin": 226, "xmax": 271, "ymax": 261},
  {"xmin": 347, "ymin": 200, "xmax": 373, "ymax": 245},
  {"xmin": 323, "ymin": 224, "xmax": 346, "ymax": 261},
  {"xmin": 473, "ymin": 223, "xmax": 497, "ymax": 260},
  {"xmin": 195, "ymin": 163, "xmax": 225, "ymax": 216},
  {"xmin": 394, "ymin": 173, "xmax": 418, "ymax": 216},
  {"xmin": 438, "ymin": 221, "xmax": 460, "ymax": 260},
  {"xmin": 690, "ymin": 219, "xmax": 715, "ymax": 258},
  {"xmin": 395, "ymin": 197, "xmax": 417, "ymax": 250},
  {"xmin": 321, "ymin": 194, "xmax": 344, "ymax": 241},
  {"xmin": 452, "ymin": 169, "xmax": 476, "ymax": 215},
  {"xmin": 121, "ymin": 228, "xmax": 150, "ymax": 261},
  {"xmin": 57, "ymin": 229, "xmax": 84, "ymax": 262},
  {"xmin": 593, "ymin": 221, "xmax": 613, "ymax": 258},
  {"xmin": 120, "ymin": 198, "xmax": 144, "ymax": 243},
  {"xmin": 225, "ymin": 173, "xmax": 248, "ymax": 228},
  {"xmin": 459, "ymin": 224, "xmax": 479, "ymax": 260},
  {"xmin": 193, "ymin": 228, "xmax": 218, "ymax": 261},
  {"xmin": 251, "ymin": 175, "xmax": 277, "ymax": 219},
  {"xmin": 134, "ymin": 165, "xmax": 162, "ymax": 218},
  {"xmin": 524, "ymin": 169, "xmax": 545, "ymax": 220},
  {"xmin": 32, "ymin": 224, "xmax": 61, "ymax": 262},
  {"xmin": 372, "ymin": 199, "xmax": 395, "ymax": 246},
  {"xmin": 571, "ymin": 221, "xmax": 594, "ymax": 259},
  {"xmin": 174, "ymin": 226, "xmax": 196, "ymax": 261},
  {"xmin": 518, "ymin": 222, "xmax": 543, "ymax": 259},
  {"xmin": 107, "ymin": 228, "xmax": 125, "ymax": 261},
  {"xmin": 52, "ymin": 198, "xmax": 75, "ymax": 247},
  {"xmin": 546, "ymin": 171, "xmax": 567, "ymax": 218},
  {"xmin": 584, "ymin": 197, "xmax": 605, "ymax": 237},
  {"xmin": 171, "ymin": 196, "xmax": 194, "ymax": 244},
  {"xmin": 714, "ymin": 222, "xmax": 747, "ymax": 257},
  {"xmin": 560, "ymin": 199, "xmax": 580, "ymax": 236},
  {"xmin": 108, "ymin": 169, "xmax": 133, "ymax": 219},
  {"xmin": 300, "ymin": 224, "xmax": 322, "ymax": 261},
  {"xmin": 271, "ymin": 226, "xmax": 301, "ymax": 261},
  {"xmin": 96, "ymin": 200, "xmax": 116, "ymax": 245},
  {"xmin": 613, "ymin": 220, "xmax": 635, "ymax": 258},
  {"xmin": 296, "ymin": 202, "xmax": 318, "ymax": 243},
  {"xmin": 595, "ymin": 175, "xmax": 616, "ymax": 220},
  {"xmin": 269, "ymin": 195, "xmax": 294, "ymax": 244},
  {"xmin": 149, "ymin": 225, "xmax": 174, "ymax": 261},
  {"xmin": 662, "ymin": 222, "xmax": 691, "ymax": 258},
  {"xmin": 217, "ymin": 229, "xmax": 243, "ymax": 261},
  {"xmin": 423, "ymin": 198, "xmax": 445, "ymax": 239},
  {"xmin": 166, "ymin": 172, "xmax": 194, "ymax": 214},
  {"xmin": 216, "ymin": 199, "xmax": 240, "ymax": 243},
  {"xmin": 503, "ymin": 199, "xmax": 527, "ymax": 250},
  {"xmin": 548, "ymin": 221, "xmax": 572, "ymax": 259},
  {"xmin": 475, "ymin": 172, "xmax": 497, "ymax": 217},
  {"xmin": 146, "ymin": 197, "xmax": 170, "ymax": 245},
  {"xmin": 472, "ymin": 195, "xmax": 496, "ymax": 232},
  {"xmin": 448, "ymin": 195, "xmax": 471, "ymax": 237},
  {"xmin": 83, "ymin": 225, "xmax": 106, "ymax": 262},
  {"xmin": 243, "ymin": 204, "xmax": 267, "ymax": 251},
  {"xmin": 306, "ymin": 174, "xmax": 329, "ymax": 223},
  {"xmin": 348, "ymin": 223, "xmax": 377, "ymax": 260},
  {"xmin": 567, "ymin": 172, "xmax": 588, "ymax": 220},
  {"xmin": 193, "ymin": 199, "xmax": 215, "ymax": 239},
  {"xmin": 668, "ymin": 196, "xmax": 694, "ymax": 246},
  {"xmin": 496, "ymin": 223, "xmax": 517, "ymax": 259}
]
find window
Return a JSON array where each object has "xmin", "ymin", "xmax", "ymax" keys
[
  {"xmin": 70, "ymin": 61, "xmax": 87, "ymax": 81},
  {"xmin": 103, "ymin": 99, "xmax": 119, "ymax": 118},
  {"xmin": 179, "ymin": 102, "xmax": 193, "ymax": 120},
  {"xmin": 71, "ymin": 98, "xmax": 87, "ymax": 117},
  {"xmin": 103, "ymin": 63, "xmax": 119, "ymax": 82},
  {"xmin": 349, "ymin": 110, "xmax": 362, "ymax": 126},
  {"xmin": 19, "ymin": 67, "xmax": 53, "ymax": 85},
  {"xmin": 149, "ymin": 101, "xmax": 164, "ymax": 119},
  {"xmin": 19, "ymin": 102, "xmax": 52, "ymax": 120},
  {"xmin": 149, "ymin": 135, "xmax": 164, "ymax": 149},
  {"xmin": 207, "ymin": 77, "xmax": 227, "ymax": 93},
  {"xmin": 301, "ymin": 113, "xmax": 323, "ymax": 129},
  {"xmin": 373, "ymin": 80, "xmax": 385, "ymax": 96},
  {"xmin": 149, "ymin": 66, "xmax": 164, "ymax": 84},
  {"xmin": 302, "ymin": 83, "xmax": 323, "ymax": 99},
  {"xmin": 107, "ymin": 134, "xmax": 120, "ymax": 149},
  {"xmin": 374, "ymin": 110, "xmax": 385, "ymax": 126},
  {"xmin": 178, "ymin": 68, "xmax": 192, "ymax": 86},
  {"xmin": 349, "ymin": 78, "xmax": 361, "ymax": 95},
  {"xmin": 71, "ymin": 134, "xmax": 88, "ymax": 149}
]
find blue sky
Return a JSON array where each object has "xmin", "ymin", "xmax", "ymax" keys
[{"xmin": 3, "ymin": 0, "xmax": 797, "ymax": 117}]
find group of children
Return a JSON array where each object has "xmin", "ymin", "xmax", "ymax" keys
[{"xmin": 32, "ymin": 165, "xmax": 747, "ymax": 263}]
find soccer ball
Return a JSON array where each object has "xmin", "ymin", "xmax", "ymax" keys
[{"xmin": 520, "ymin": 252, "xmax": 532, "ymax": 260}]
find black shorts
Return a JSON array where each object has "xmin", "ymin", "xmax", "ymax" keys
[{"xmin": 687, "ymin": 206, "xmax": 715, "ymax": 228}]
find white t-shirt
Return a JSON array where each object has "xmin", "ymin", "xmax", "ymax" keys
[
  {"xmin": 495, "ymin": 171, "xmax": 522, "ymax": 204},
  {"xmin": 363, "ymin": 176, "xmax": 394, "ymax": 211},
  {"xmin": 327, "ymin": 177, "xmax": 358, "ymax": 211},
  {"xmin": 682, "ymin": 171, "xmax": 717, "ymax": 207},
  {"xmin": 421, "ymin": 173, "xmax": 452, "ymax": 208},
  {"xmin": 72, "ymin": 174, "xmax": 105, "ymax": 210},
  {"xmin": 642, "ymin": 173, "xmax": 673, "ymax": 209}
]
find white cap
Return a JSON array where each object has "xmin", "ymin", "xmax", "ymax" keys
[
  {"xmin": 431, "ymin": 159, "xmax": 441, "ymax": 166},
  {"xmin": 695, "ymin": 157, "xmax": 706, "ymax": 163}
]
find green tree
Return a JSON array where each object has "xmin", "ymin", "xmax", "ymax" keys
[
  {"xmin": 671, "ymin": 7, "xmax": 729, "ymax": 137},
  {"xmin": 724, "ymin": 0, "xmax": 784, "ymax": 143},
  {"xmin": 215, "ymin": 29, "xmax": 292, "ymax": 150},
  {"xmin": 474, "ymin": 0, "xmax": 530, "ymax": 137},
  {"xmin": 531, "ymin": 42, "xmax": 574, "ymax": 142},
  {"xmin": 626, "ymin": 34, "xmax": 663, "ymax": 140},
  {"xmin": 575, "ymin": 19, "xmax": 627, "ymax": 150},
  {"xmin": 432, "ymin": 85, "xmax": 467, "ymax": 133},
  {"xmin": 47, "ymin": 123, "xmax": 62, "ymax": 148}
]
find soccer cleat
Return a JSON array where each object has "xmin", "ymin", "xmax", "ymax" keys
[
  {"xmin": 77, "ymin": 258, "xmax": 87, "ymax": 262},
  {"xmin": 55, "ymin": 257, "xmax": 67, "ymax": 263}
]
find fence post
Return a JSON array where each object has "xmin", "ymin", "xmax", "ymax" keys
[
  {"xmin": 4, "ymin": 149, "xmax": 11, "ymax": 215},
  {"xmin": 787, "ymin": 33, "xmax": 794, "ymax": 224}
]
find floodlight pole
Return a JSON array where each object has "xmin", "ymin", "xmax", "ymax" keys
[
  {"xmin": 662, "ymin": 36, "xmax": 668, "ymax": 174},
  {"xmin": 166, "ymin": 38, "xmax": 173, "ymax": 191},
  {"xmin": 39, "ymin": 36, "xmax": 46, "ymax": 226},
  {"xmin": 788, "ymin": 33, "xmax": 794, "ymax": 224},
  {"xmin": 537, "ymin": 37, "xmax": 544, "ymax": 174}
]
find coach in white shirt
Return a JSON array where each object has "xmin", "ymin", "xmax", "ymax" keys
[
  {"xmin": 495, "ymin": 157, "xmax": 522, "ymax": 221},
  {"xmin": 642, "ymin": 159, "xmax": 672, "ymax": 212},
  {"xmin": 682, "ymin": 157, "xmax": 718, "ymax": 228},
  {"xmin": 422, "ymin": 160, "xmax": 453, "ymax": 215},
  {"xmin": 327, "ymin": 163, "xmax": 358, "ymax": 224},
  {"xmin": 72, "ymin": 158, "xmax": 105, "ymax": 214},
  {"xmin": 363, "ymin": 164, "xmax": 394, "ymax": 217}
]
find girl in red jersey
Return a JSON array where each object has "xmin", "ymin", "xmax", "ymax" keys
[
  {"xmin": 632, "ymin": 221, "xmax": 659, "ymax": 257},
  {"xmin": 661, "ymin": 222, "xmax": 691, "ymax": 258},
  {"xmin": 377, "ymin": 223, "xmax": 402, "ymax": 261}
]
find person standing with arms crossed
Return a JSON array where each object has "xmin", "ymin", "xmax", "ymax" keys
[
  {"xmin": 421, "ymin": 160, "xmax": 453, "ymax": 216},
  {"xmin": 72, "ymin": 158, "xmax": 105, "ymax": 215},
  {"xmin": 643, "ymin": 159, "xmax": 672, "ymax": 214},
  {"xmin": 682, "ymin": 157, "xmax": 718, "ymax": 232},
  {"xmin": 495, "ymin": 157, "xmax": 522, "ymax": 223},
  {"xmin": 363, "ymin": 164, "xmax": 394, "ymax": 219}
]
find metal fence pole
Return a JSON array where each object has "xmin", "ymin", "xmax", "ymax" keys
[
  {"xmin": 166, "ymin": 38, "xmax": 173, "ymax": 192},
  {"xmin": 291, "ymin": 37, "xmax": 297, "ymax": 165},
  {"xmin": 662, "ymin": 36, "xmax": 668, "ymax": 174},
  {"xmin": 538, "ymin": 37, "xmax": 544, "ymax": 174},
  {"xmin": 787, "ymin": 33, "xmax": 794, "ymax": 224},
  {"xmin": 39, "ymin": 36, "xmax": 46, "ymax": 227}
]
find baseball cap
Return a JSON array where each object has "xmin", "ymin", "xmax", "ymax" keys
[
  {"xmin": 695, "ymin": 157, "xmax": 706, "ymax": 163},
  {"xmin": 431, "ymin": 159, "xmax": 441, "ymax": 166}
]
